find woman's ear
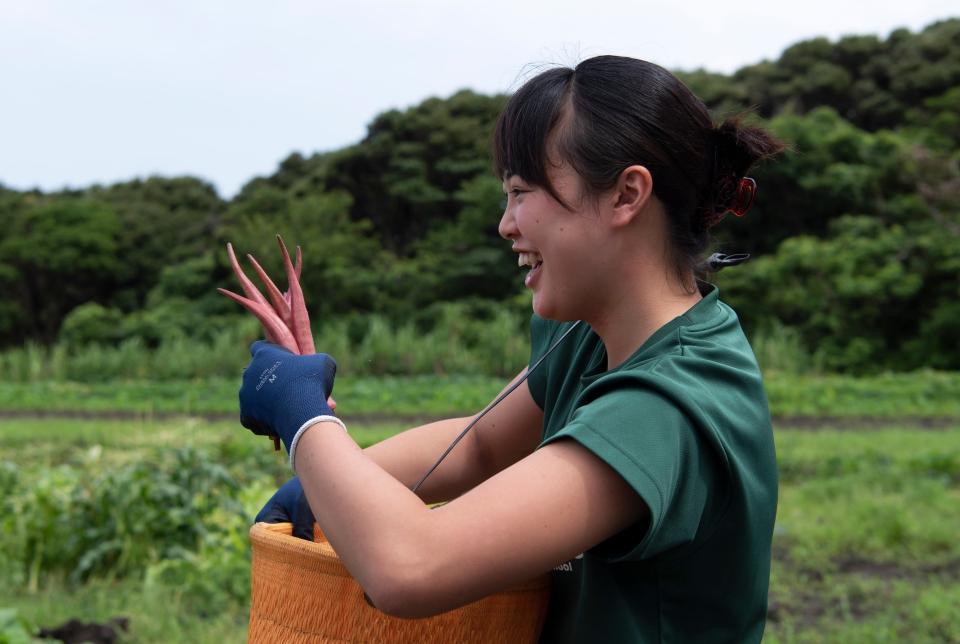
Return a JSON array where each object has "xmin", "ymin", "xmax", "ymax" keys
[{"xmin": 611, "ymin": 165, "xmax": 654, "ymax": 227}]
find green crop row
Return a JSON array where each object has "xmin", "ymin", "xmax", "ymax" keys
[
  {"xmin": 0, "ymin": 375, "xmax": 503, "ymax": 418},
  {"xmin": 2, "ymin": 371, "xmax": 960, "ymax": 419}
]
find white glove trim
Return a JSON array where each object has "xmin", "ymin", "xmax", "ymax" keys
[{"xmin": 289, "ymin": 415, "xmax": 347, "ymax": 472}]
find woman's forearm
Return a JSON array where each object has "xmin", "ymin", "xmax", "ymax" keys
[{"xmin": 295, "ymin": 421, "xmax": 440, "ymax": 611}]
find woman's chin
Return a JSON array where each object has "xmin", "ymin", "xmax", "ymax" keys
[
  {"xmin": 531, "ymin": 294, "xmax": 550, "ymax": 319},
  {"xmin": 532, "ymin": 294, "xmax": 576, "ymax": 322}
]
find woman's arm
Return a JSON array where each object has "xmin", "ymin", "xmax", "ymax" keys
[
  {"xmin": 296, "ymin": 393, "xmax": 647, "ymax": 618},
  {"xmin": 362, "ymin": 368, "xmax": 544, "ymax": 503}
]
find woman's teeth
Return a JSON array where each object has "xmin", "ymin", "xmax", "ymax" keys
[{"xmin": 518, "ymin": 252, "xmax": 543, "ymax": 268}]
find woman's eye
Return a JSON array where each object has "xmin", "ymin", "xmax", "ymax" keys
[
  {"xmin": 501, "ymin": 191, "xmax": 518, "ymax": 207},
  {"xmin": 502, "ymin": 186, "xmax": 530, "ymax": 207}
]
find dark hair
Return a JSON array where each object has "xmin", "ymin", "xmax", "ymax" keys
[{"xmin": 492, "ymin": 56, "xmax": 785, "ymax": 285}]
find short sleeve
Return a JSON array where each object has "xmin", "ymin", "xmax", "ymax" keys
[
  {"xmin": 540, "ymin": 385, "xmax": 715, "ymax": 562},
  {"xmin": 526, "ymin": 314, "xmax": 558, "ymax": 410}
]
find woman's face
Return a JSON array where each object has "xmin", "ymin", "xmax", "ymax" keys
[{"xmin": 498, "ymin": 161, "xmax": 614, "ymax": 321}]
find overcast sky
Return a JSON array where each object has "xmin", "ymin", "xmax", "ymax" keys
[{"xmin": 2, "ymin": 1, "xmax": 956, "ymax": 199}]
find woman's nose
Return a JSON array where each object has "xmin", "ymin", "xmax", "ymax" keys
[{"xmin": 498, "ymin": 205, "xmax": 518, "ymax": 240}]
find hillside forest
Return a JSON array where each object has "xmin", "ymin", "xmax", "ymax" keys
[{"xmin": 1, "ymin": 18, "xmax": 959, "ymax": 375}]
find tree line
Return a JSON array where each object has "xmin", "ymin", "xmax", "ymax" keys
[{"xmin": 1, "ymin": 18, "xmax": 958, "ymax": 373}]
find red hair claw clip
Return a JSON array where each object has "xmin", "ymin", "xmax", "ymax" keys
[{"xmin": 729, "ymin": 177, "xmax": 757, "ymax": 218}]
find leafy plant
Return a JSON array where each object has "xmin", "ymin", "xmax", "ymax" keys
[
  {"xmin": 0, "ymin": 608, "xmax": 36, "ymax": 644},
  {"xmin": 3, "ymin": 447, "xmax": 247, "ymax": 588}
]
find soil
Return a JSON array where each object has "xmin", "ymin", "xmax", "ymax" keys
[
  {"xmin": 767, "ymin": 555, "xmax": 960, "ymax": 627},
  {"xmin": 834, "ymin": 556, "xmax": 960, "ymax": 580},
  {"xmin": 36, "ymin": 617, "xmax": 129, "ymax": 644}
]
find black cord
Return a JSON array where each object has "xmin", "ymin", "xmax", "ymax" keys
[{"xmin": 411, "ymin": 320, "xmax": 583, "ymax": 494}]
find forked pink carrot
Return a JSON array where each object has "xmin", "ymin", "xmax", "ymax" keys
[
  {"xmin": 246, "ymin": 253, "xmax": 294, "ymax": 331},
  {"xmin": 277, "ymin": 235, "xmax": 315, "ymax": 354},
  {"xmin": 285, "ymin": 246, "xmax": 302, "ymax": 309},
  {"xmin": 226, "ymin": 243, "xmax": 272, "ymax": 307},
  {"xmin": 226, "ymin": 244, "xmax": 279, "ymax": 344},
  {"xmin": 217, "ymin": 288, "xmax": 300, "ymax": 353}
]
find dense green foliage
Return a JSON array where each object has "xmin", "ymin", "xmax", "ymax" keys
[
  {"xmin": 679, "ymin": 19, "xmax": 960, "ymax": 138},
  {"xmin": 1, "ymin": 19, "xmax": 958, "ymax": 373}
]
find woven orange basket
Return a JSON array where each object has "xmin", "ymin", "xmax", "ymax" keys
[{"xmin": 249, "ymin": 522, "xmax": 550, "ymax": 643}]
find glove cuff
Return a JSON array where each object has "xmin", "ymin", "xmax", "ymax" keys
[{"xmin": 289, "ymin": 415, "xmax": 347, "ymax": 472}]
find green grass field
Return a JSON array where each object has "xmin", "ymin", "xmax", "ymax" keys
[
  {"xmin": 1, "ymin": 370, "xmax": 959, "ymax": 419},
  {"xmin": 2, "ymin": 375, "xmax": 959, "ymax": 642},
  {"xmin": 768, "ymin": 428, "xmax": 960, "ymax": 642},
  {"xmin": 0, "ymin": 375, "xmax": 504, "ymax": 419}
]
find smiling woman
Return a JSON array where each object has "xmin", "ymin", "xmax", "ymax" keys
[{"xmin": 236, "ymin": 55, "xmax": 785, "ymax": 644}]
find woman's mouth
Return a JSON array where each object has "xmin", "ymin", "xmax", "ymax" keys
[{"xmin": 518, "ymin": 251, "xmax": 543, "ymax": 287}]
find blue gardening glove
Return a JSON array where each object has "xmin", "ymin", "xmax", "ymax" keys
[
  {"xmin": 255, "ymin": 476, "xmax": 316, "ymax": 541},
  {"xmin": 239, "ymin": 340, "xmax": 337, "ymax": 457}
]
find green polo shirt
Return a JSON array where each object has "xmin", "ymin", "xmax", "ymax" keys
[{"xmin": 528, "ymin": 284, "xmax": 777, "ymax": 643}]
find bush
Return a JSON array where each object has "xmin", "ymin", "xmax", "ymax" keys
[
  {"xmin": 58, "ymin": 303, "xmax": 126, "ymax": 348},
  {"xmin": 144, "ymin": 511, "xmax": 252, "ymax": 616},
  {"xmin": 719, "ymin": 214, "xmax": 960, "ymax": 373}
]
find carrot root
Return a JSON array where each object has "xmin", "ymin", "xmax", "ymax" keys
[
  {"xmin": 277, "ymin": 235, "xmax": 315, "ymax": 354},
  {"xmin": 217, "ymin": 288, "xmax": 300, "ymax": 353},
  {"xmin": 246, "ymin": 253, "xmax": 293, "ymax": 328},
  {"xmin": 227, "ymin": 243, "xmax": 272, "ymax": 308}
]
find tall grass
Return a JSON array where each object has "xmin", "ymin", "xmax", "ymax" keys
[
  {"xmin": 0, "ymin": 328, "xmax": 256, "ymax": 383},
  {"xmin": 0, "ymin": 306, "xmax": 531, "ymax": 383},
  {"xmin": 2, "ymin": 311, "xmax": 953, "ymax": 392},
  {"xmin": 749, "ymin": 321, "xmax": 820, "ymax": 375},
  {"xmin": 343, "ymin": 305, "xmax": 529, "ymax": 376}
]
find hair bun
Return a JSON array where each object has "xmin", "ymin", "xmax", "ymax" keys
[{"xmin": 700, "ymin": 117, "xmax": 786, "ymax": 229}]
